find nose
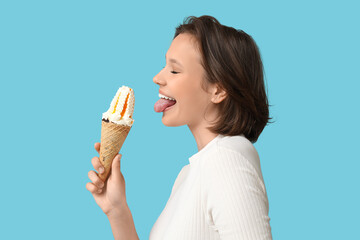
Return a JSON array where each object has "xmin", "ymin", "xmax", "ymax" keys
[{"xmin": 153, "ymin": 68, "xmax": 165, "ymax": 86}]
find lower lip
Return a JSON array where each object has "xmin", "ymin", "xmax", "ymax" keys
[{"xmin": 164, "ymin": 103, "xmax": 176, "ymax": 112}]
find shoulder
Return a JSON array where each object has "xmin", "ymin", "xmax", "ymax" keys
[
  {"xmin": 217, "ymin": 135, "xmax": 259, "ymax": 162},
  {"xmin": 207, "ymin": 135, "xmax": 263, "ymax": 179},
  {"xmin": 200, "ymin": 135, "xmax": 268, "ymax": 199},
  {"xmin": 200, "ymin": 137, "xmax": 272, "ymax": 238}
]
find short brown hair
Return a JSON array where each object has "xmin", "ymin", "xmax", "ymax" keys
[{"xmin": 174, "ymin": 15, "xmax": 273, "ymax": 143}]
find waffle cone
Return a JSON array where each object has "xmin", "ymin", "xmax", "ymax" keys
[{"xmin": 99, "ymin": 120, "xmax": 131, "ymax": 181}]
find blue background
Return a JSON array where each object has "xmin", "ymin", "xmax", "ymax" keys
[{"xmin": 1, "ymin": 0, "xmax": 359, "ymax": 239}]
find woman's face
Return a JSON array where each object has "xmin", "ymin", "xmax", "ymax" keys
[{"xmin": 153, "ymin": 33, "xmax": 216, "ymax": 128}]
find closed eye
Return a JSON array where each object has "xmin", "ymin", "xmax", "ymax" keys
[{"xmin": 162, "ymin": 65, "xmax": 179, "ymax": 74}]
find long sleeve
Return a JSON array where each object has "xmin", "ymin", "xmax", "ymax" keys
[{"xmin": 202, "ymin": 146, "xmax": 272, "ymax": 240}]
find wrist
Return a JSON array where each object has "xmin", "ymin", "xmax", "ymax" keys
[
  {"xmin": 106, "ymin": 203, "xmax": 131, "ymax": 221},
  {"xmin": 106, "ymin": 204, "xmax": 139, "ymax": 240}
]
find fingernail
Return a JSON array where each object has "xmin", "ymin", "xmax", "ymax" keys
[
  {"xmin": 97, "ymin": 189, "xmax": 102, "ymax": 193},
  {"xmin": 99, "ymin": 167, "xmax": 104, "ymax": 173}
]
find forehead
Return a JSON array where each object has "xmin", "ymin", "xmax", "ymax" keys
[{"xmin": 166, "ymin": 33, "xmax": 202, "ymax": 64}]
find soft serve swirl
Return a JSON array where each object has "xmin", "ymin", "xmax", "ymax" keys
[{"xmin": 102, "ymin": 86, "xmax": 135, "ymax": 126}]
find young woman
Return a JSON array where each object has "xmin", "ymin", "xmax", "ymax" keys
[{"xmin": 86, "ymin": 15, "xmax": 273, "ymax": 240}]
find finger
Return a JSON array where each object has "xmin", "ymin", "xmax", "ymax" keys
[
  {"xmin": 88, "ymin": 170, "xmax": 105, "ymax": 189},
  {"xmin": 86, "ymin": 182, "xmax": 103, "ymax": 194},
  {"xmin": 110, "ymin": 154, "xmax": 122, "ymax": 182},
  {"xmin": 91, "ymin": 156, "xmax": 105, "ymax": 174},
  {"xmin": 94, "ymin": 142, "xmax": 101, "ymax": 154}
]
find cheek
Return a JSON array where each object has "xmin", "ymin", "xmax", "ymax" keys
[
  {"xmin": 175, "ymin": 73, "xmax": 208, "ymax": 113},
  {"xmin": 178, "ymin": 89, "xmax": 208, "ymax": 115}
]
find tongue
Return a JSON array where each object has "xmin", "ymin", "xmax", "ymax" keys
[{"xmin": 154, "ymin": 98, "xmax": 176, "ymax": 112}]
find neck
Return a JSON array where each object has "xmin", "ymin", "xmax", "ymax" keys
[
  {"xmin": 188, "ymin": 103, "xmax": 221, "ymax": 151},
  {"xmin": 188, "ymin": 122, "xmax": 219, "ymax": 151}
]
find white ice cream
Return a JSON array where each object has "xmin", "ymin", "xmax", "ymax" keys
[{"xmin": 102, "ymin": 86, "xmax": 135, "ymax": 126}]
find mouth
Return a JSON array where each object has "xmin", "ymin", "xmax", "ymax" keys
[
  {"xmin": 159, "ymin": 93, "xmax": 177, "ymax": 112},
  {"xmin": 164, "ymin": 103, "xmax": 176, "ymax": 112},
  {"xmin": 158, "ymin": 93, "xmax": 176, "ymax": 101},
  {"xmin": 154, "ymin": 93, "xmax": 177, "ymax": 112}
]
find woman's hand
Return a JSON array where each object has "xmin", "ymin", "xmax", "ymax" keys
[{"xmin": 86, "ymin": 142, "xmax": 127, "ymax": 217}]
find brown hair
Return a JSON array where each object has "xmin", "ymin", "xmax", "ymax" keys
[{"xmin": 174, "ymin": 15, "xmax": 273, "ymax": 143}]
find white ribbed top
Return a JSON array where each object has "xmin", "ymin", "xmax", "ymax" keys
[{"xmin": 150, "ymin": 134, "xmax": 272, "ymax": 240}]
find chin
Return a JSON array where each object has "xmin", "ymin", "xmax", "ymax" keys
[{"xmin": 161, "ymin": 116, "xmax": 183, "ymax": 127}]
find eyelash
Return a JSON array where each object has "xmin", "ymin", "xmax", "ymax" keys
[{"xmin": 163, "ymin": 66, "xmax": 179, "ymax": 74}]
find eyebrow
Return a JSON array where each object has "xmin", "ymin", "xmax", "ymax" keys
[{"xmin": 165, "ymin": 54, "xmax": 183, "ymax": 68}]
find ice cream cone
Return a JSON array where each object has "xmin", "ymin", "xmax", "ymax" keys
[{"xmin": 99, "ymin": 120, "xmax": 131, "ymax": 181}]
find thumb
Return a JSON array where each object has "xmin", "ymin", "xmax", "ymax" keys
[{"xmin": 111, "ymin": 154, "xmax": 122, "ymax": 181}]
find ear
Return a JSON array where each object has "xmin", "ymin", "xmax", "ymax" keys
[{"xmin": 211, "ymin": 85, "xmax": 227, "ymax": 104}]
